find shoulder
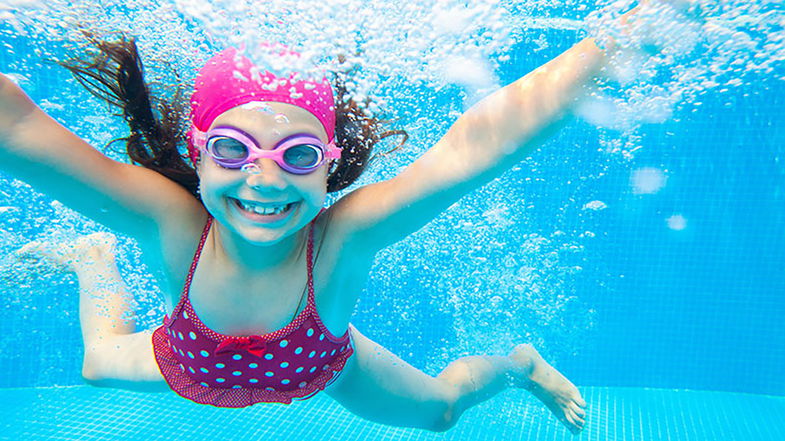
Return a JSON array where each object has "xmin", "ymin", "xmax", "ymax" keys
[
  {"xmin": 311, "ymin": 203, "xmax": 377, "ymax": 290},
  {"xmin": 316, "ymin": 202, "xmax": 375, "ymax": 265}
]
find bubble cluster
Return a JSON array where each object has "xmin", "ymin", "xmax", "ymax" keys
[
  {"xmin": 582, "ymin": 0, "xmax": 785, "ymax": 143},
  {"xmin": 359, "ymin": 178, "xmax": 597, "ymax": 369},
  {"xmin": 0, "ymin": 179, "xmax": 166, "ymax": 332},
  {"xmin": 1, "ymin": 0, "xmax": 522, "ymax": 117},
  {"xmin": 4, "ymin": 0, "xmax": 780, "ymax": 129},
  {"xmin": 631, "ymin": 167, "xmax": 667, "ymax": 195}
]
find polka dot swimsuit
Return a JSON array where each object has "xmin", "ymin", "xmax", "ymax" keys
[{"xmin": 152, "ymin": 214, "xmax": 354, "ymax": 407}]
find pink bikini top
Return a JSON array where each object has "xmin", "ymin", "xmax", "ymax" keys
[{"xmin": 152, "ymin": 214, "xmax": 354, "ymax": 407}]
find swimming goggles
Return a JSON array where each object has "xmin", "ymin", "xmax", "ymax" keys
[{"xmin": 194, "ymin": 126, "xmax": 342, "ymax": 175}]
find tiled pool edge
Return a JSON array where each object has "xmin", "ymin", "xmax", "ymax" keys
[{"xmin": 0, "ymin": 386, "xmax": 782, "ymax": 441}]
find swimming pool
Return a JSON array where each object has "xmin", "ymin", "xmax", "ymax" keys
[{"xmin": 1, "ymin": 1, "xmax": 783, "ymax": 440}]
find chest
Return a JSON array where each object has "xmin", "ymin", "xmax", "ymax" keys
[
  {"xmin": 189, "ymin": 263, "xmax": 309, "ymax": 335},
  {"xmin": 161, "ymin": 219, "xmax": 369, "ymax": 338}
]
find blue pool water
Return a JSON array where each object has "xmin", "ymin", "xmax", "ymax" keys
[{"xmin": 1, "ymin": 1, "xmax": 784, "ymax": 440}]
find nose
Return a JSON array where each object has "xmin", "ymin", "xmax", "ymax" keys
[{"xmin": 244, "ymin": 158, "xmax": 287, "ymax": 191}]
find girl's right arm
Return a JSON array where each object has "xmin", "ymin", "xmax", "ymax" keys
[{"xmin": 0, "ymin": 74, "xmax": 202, "ymax": 246}]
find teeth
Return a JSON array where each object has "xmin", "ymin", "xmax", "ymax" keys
[{"xmin": 238, "ymin": 200, "xmax": 290, "ymax": 216}]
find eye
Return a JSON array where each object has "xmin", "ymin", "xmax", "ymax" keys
[
  {"xmin": 208, "ymin": 137, "xmax": 248, "ymax": 160},
  {"xmin": 283, "ymin": 144, "xmax": 321, "ymax": 168}
]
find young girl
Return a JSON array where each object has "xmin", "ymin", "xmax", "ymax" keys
[{"xmin": 0, "ymin": 28, "xmax": 613, "ymax": 434}]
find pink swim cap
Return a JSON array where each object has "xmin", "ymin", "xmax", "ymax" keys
[{"xmin": 187, "ymin": 47, "xmax": 336, "ymax": 165}]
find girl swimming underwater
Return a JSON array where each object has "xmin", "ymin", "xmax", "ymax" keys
[{"xmin": 0, "ymin": 7, "xmax": 653, "ymax": 432}]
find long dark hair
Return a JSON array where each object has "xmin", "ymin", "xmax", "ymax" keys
[{"xmin": 59, "ymin": 36, "xmax": 407, "ymax": 198}]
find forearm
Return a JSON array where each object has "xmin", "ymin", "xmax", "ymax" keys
[
  {"xmin": 0, "ymin": 72, "xmax": 176, "ymax": 242},
  {"xmin": 443, "ymin": 38, "xmax": 606, "ymax": 174},
  {"xmin": 0, "ymin": 73, "xmax": 38, "ymax": 133}
]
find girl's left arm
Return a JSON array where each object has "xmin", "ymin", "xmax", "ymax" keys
[{"xmin": 333, "ymin": 38, "xmax": 606, "ymax": 254}]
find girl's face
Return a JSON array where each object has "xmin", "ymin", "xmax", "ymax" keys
[{"xmin": 197, "ymin": 102, "xmax": 330, "ymax": 246}]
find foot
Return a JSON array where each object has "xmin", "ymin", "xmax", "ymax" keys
[
  {"xmin": 509, "ymin": 344, "xmax": 587, "ymax": 435},
  {"xmin": 15, "ymin": 232, "xmax": 118, "ymax": 272}
]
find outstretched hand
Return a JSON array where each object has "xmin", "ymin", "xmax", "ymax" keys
[{"xmin": 602, "ymin": 0, "xmax": 703, "ymax": 54}]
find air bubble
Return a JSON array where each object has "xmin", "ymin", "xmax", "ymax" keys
[{"xmin": 241, "ymin": 163, "xmax": 261, "ymax": 174}]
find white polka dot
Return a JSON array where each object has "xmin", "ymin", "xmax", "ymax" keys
[
  {"xmin": 309, "ymin": 367, "xmax": 317, "ymax": 373},
  {"xmin": 200, "ymin": 350, "xmax": 209, "ymax": 357},
  {"xmin": 248, "ymin": 363, "xmax": 258, "ymax": 369},
  {"xmin": 171, "ymin": 345, "xmax": 177, "ymax": 353},
  {"xmin": 178, "ymin": 364, "xmax": 184, "ymax": 371},
  {"xmin": 216, "ymin": 378, "xmax": 225, "ymax": 383},
  {"xmin": 232, "ymin": 371, "xmax": 242, "ymax": 376},
  {"xmin": 183, "ymin": 310, "xmax": 189, "ymax": 320},
  {"xmin": 178, "ymin": 349, "xmax": 185, "ymax": 357},
  {"xmin": 233, "ymin": 354, "xmax": 242, "ymax": 360},
  {"xmin": 280, "ymin": 362, "xmax": 289, "ymax": 368},
  {"xmin": 200, "ymin": 382, "xmax": 209, "ymax": 387},
  {"xmin": 308, "ymin": 351, "xmax": 316, "ymax": 358},
  {"xmin": 178, "ymin": 332, "xmax": 184, "ymax": 340},
  {"xmin": 264, "ymin": 353, "xmax": 274, "ymax": 360},
  {"xmin": 319, "ymin": 334, "xmax": 325, "ymax": 341},
  {"xmin": 265, "ymin": 371, "xmax": 274, "ymax": 377},
  {"xmin": 187, "ymin": 351, "xmax": 195, "ymax": 359},
  {"xmin": 232, "ymin": 385, "xmax": 242, "ymax": 389},
  {"xmin": 279, "ymin": 340, "xmax": 289, "ymax": 348},
  {"xmin": 249, "ymin": 378, "xmax": 259, "ymax": 384},
  {"xmin": 281, "ymin": 379, "xmax": 290, "ymax": 385},
  {"xmin": 188, "ymin": 367, "xmax": 195, "ymax": 374},
  {"xmin": 215, "ymin": 363, "xmax": 225, "ymax": 369},
  {"xmin": 322, "ymin": 364, "xmax": 329, "ymax": 370},
  {"xmin": 295, "ymin": 367, "xmax": 304, "ymax": 373},
  {"xmin": 331, "ymin": 349, "xmax": 336, "ymax": 356},
  {"xmin": 200, "ymin": 367, "xmax": 209, "ymax": 374},
  {"xmin": 298, "ymin": 381, "xmax": 307, "ymax": 388},
  {"xmin": 189, "ymin": 332, "xmax": 197, "ymax": 340},
  {"xmin": 320, "ymin": 351, "xmax": 327, "ymax": 358},
  {"xmin": 294, "ymin": 347, "xmax": 303, "ymax": 355},
  {"xmin": 306, "ymin": 329, "xmax": 314, "ymax": 337},
  {"xmin": 265, "ymin": 387, "xmax": 276, "ymax": 391}
]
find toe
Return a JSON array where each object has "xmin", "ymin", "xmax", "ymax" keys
[
  {"xmin": 570, "ymin": 401, "xmax": 587, "ymax": 418},
  {"xmin": 569, "ymin": 407, "xmax": 585, "ymax": 425},
  {"xmin": 562, "ymin": 410, "xmax": 582, "ymax": 434}
]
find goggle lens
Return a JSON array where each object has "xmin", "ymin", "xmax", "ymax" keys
[
  {"xmin": 209, "ymin": 137, "xmax": 248, "ymax": 162},
  {"xmin": 282, "ymin": 144, "xmax": 322, "ymax": 169}
]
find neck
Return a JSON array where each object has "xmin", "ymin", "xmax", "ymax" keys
[{"xmin": 210, "ymin": 222, "xmax": 309, "ymax": 274}]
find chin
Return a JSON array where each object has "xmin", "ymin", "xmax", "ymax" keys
[
  {"xmin": 231, "ymin": 218, "xmax": 301, "ymax": 247},
  {"xmin": 239, "ymin": 230, "xmax": 292, "ymax": 247}
]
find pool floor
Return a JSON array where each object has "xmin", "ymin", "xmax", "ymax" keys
[{"xmin": 0, "ymin": 386, "xmax": 782, "ymax": 441}]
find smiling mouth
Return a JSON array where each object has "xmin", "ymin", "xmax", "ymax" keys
[{"xmin": 231, "ymin": 198, "xmax": 297, "ymax": 219}]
